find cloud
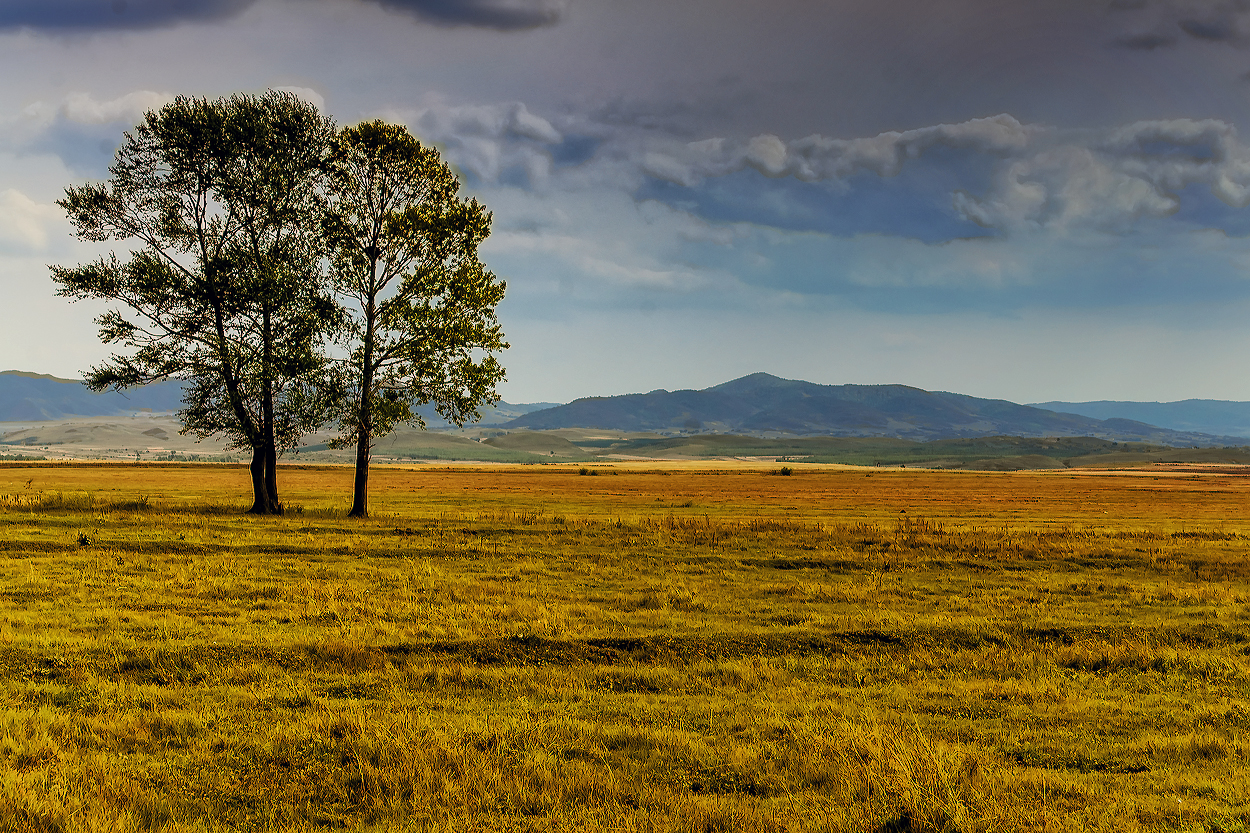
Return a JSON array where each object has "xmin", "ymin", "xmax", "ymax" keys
[
  {"xmin": 448, "ymin": 105, "xmax": 1250, "ymax": 323},
  {"xmin": 0, "ymin": 0, "xmax": 256, "ymax": 31},
  {"xmin": 6, "ymin": 91, "xmax": 176, "ymax": 175},
  {"xmin": 0, "ymin": 0, "xmax": 566, "ymax": 32},
  {"xmin": 375, "ymin": 96, "xmax": 1250, "ymax": 246},
  {"xmin": 483, "ymin": 164, "xmax": 1250, "ymax": 320},
  {"xmin": 0, "ymin": 189, "xmax": 64, "ymax": 254},
  {"xmin": 45, "ymin": 90, "xmax": 175, "ymax": 125},
  {"xmin": 484, "ymin": 189, "xmax": 737, "ymax": 300},
  {"xmin": 370, "ymin": 0, "xmax": 567, "ymax": 30},
  {"xmin": 1110, "ymin": 0, "xmax": 1250, "ymax": 48},
  {"xmin": 633, "ymin": 115, "xmax": 1250, "ymax": 235},
  {"xmin": 386, "ymin": 99, "xmax": 563, "ymax": 183},
  {"xmin": 639, "ymin": 115, "xmax": 1036, "ymax": 187},
  {"xmin": 957, "ymin": 119, "xmax": 1250, "ymax": 232}
]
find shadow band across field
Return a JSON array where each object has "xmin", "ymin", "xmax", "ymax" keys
[{"xmin": 5, "ymin": 623, "xmax": 1246, "ymax": 685}]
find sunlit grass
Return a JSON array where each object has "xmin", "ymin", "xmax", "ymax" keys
[{"xmin": 0, "ymin": 462, "xmax": 1247, "ymax": 830}]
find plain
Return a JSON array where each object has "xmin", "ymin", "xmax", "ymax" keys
[{"xmin": 0, "ymin": 461, "xmax": 1247, "ymax": 832}]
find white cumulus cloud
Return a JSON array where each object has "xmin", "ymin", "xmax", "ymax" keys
[
  {"xmin": 0, "ymin": 188, "xmax": 64, "ymax": 254},
  {"xmin": 955, "ymin": 119, "xmax": 1250, "ymax": 231}
]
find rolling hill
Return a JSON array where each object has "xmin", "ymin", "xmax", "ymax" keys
[
  {"xmin": 9, "ymin": 368, "xmax": 1250, "ymax": 450},
  {"xmin": 504, "ymin": 373, "xmax": 1246, "ymax": 446},
  {"xmin": 0, "ymin": 371, "xmax": 185, "ymax": 421},
  {"xmin": 0, "ymin": 370, "xmax": 554, "ymax": 426},
  {"xmin": 1030, "ymin": 399, "xmax": 1250, "ymax": 439}
]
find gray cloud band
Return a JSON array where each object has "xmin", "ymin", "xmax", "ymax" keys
[
  {"xmin": 20, "ymin": 90, "xmax": 1249, "ymax": 239},
  {"xmin": 639, "ymin": 116, "xmax": 1250, "ymax": 233},
  {"xmin": 0, "ymin": 0, "xmax": 566, "ymax": 31},
  {"xmin": 375, "ymin": 0, "xmax": 565, "ymax": 29},
  {"xmin": 0, "ymin": 0, "xmax": 256, "ymax": 30}
]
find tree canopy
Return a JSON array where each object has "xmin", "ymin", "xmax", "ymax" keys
[
  {"xmin": 54, "ymin": 93, "xmax": 507, "ymax": 514},
  {"xmin": 324, "ymin": 120, "xmax": 507, "ymax": 517}
]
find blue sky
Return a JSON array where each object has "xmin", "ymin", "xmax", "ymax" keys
[{"xmin": 5, "ymin": 0, "xmax": 1250, "ymax": 403}]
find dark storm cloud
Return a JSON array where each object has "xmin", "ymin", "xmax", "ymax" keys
[
  {"xmin": 0, "ymin": 0, "xmax": 565, "ymax": 32},
  {"xmin": 0, "ymin": 0, "xmax": 256, "ymax": 30},
  {"xmin": 371, "ymin": 0, "xmax": 566, "ymax": 30}
]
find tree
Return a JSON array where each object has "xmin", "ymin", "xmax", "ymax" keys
[
  {"xmin": 52, "ymin": 91, "xmax": 338, "ymax": 514},
  {"xmin": 324, "ymin": 120, "xmax": 507, "ymax": 518}
]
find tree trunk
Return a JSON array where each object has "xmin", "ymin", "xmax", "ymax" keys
[
  {"xmin": 247, "ymin": 445, "xmax": 283, "ymax": 514},
  {"xmin": 212, "ymin": 293, "xmax": 270, "ymax": 515},
  {"xmin": 348, "ymin": 353, "xmax": 374, "ymax": 517},
  {"xmin": 248, "ymin": 447, "xmax": 268, "ymax": 514},
  {"xmin": 264, "ymin": 437, "xmax": 282, "ymax": 515},
  {"xmin": 259, "ymin": 302, "xmax": 282, "ymax": 515},
  {"xmin": 349, "ymin": 270, "xmax": 378, "ymax": 519},
  {"xmin": 349, "ymin": 426, "xmax": 370, "ymax": 517}
]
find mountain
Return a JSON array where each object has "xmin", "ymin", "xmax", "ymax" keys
[
  {"xmin": 504, "ymin": 372, "xmax": 1246, "ymax": 446},
  {"xmin": 1029, "ymin": 399, "xmax": 1250, "ymax": 440},
  {"xmin": 0, "ymin": 371, "xmax": 185, "ymax": 421},
  {"xmin": 8, "ymin": 367, "xmax": 1249, "ymax": 447},
  {"xmin": 0, "ymin": 369, "xmax": 555, "ymax": 426},
  {"xmin": 412, "ymin": 399, "xmax": 562, "ymax": 427}
]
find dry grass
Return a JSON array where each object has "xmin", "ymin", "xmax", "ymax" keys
[{"xmin": 0, "ymin": 462, "xmax": 1248, "ymax": 831}]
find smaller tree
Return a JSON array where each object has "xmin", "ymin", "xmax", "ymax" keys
[{"xmin": 325, "ymin": 121, "xmax": 507, "ymax": 518}]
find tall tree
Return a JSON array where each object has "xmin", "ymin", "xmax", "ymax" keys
[
  {"xmin": 324, "ymin": 121, "xmax": 507, "ymax": 518},
  {"xmin": 52, "ymin": 91, "xmax": 338, "ymax": 514}
]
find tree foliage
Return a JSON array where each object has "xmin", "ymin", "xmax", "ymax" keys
[
  {"xmin": 324, "ymin": 120, "xmax": 507, "ymax": 517},
  {"xmin": 52, "ymin": 91, "xmax": 339, "ymax": 514},
  {"xmin": 53, "ymin": 95, "xmax": 508, "ymax": 516}
]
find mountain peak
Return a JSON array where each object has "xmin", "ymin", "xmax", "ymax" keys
[
  {"xmin": 708, "ymin": 372, "xmax": 797, "ymax": 392},
  {"xmin": 504, "ymin": 374, "xmax": 1247, "ymax": 446}
]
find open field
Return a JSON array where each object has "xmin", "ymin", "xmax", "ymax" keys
[
  {"xmin": 0, "ymin": 461, "xmax": 1248, "ymax": 831},
  {"xmin": 11, "ymin": 414, "xmax": 1250, "ymax": 470}
]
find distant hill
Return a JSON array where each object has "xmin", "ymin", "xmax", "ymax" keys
[
  {"xmin": 412, "ymin": 399, "xmax": 562, "ymax": 427},
  {"xmin": 505, "ymin": 372, "xmax": 1246, "ymax": 447},
  {"xmin": 0, "ymin": 371, "xmax": 185, "ymax": 421},
  {"xmin": 1030, "ymin": 399, "xmax": 1250, "ymax": 440},
  {"xmin": 0, "ymin": 370, "xmax": 555, "ymax": 426}
]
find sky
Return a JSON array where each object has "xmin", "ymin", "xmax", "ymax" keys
[{"xmin": 7, "ymin": 1, "xmax": 1250, "ymax": 404}]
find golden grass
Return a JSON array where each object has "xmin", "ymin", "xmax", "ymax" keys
[{"xmin": 0, "ymin": 462, "xmax": 1247, "ymax": 831}]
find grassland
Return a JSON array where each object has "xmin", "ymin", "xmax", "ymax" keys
[
  {"xmin": 329, "ymin": 430, "xmax": 1250, "ymax": 469},
  {"xmin": 0, "ymin": 461, "xmax": 1248, "ymax": 831},
  {"xmin": 541, "ymin": 433, "xmax": 1250, "ymax": 469},
  {"xmin": 11, "ymin": 412, "xmax": 1250, "ymax": 470}
]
